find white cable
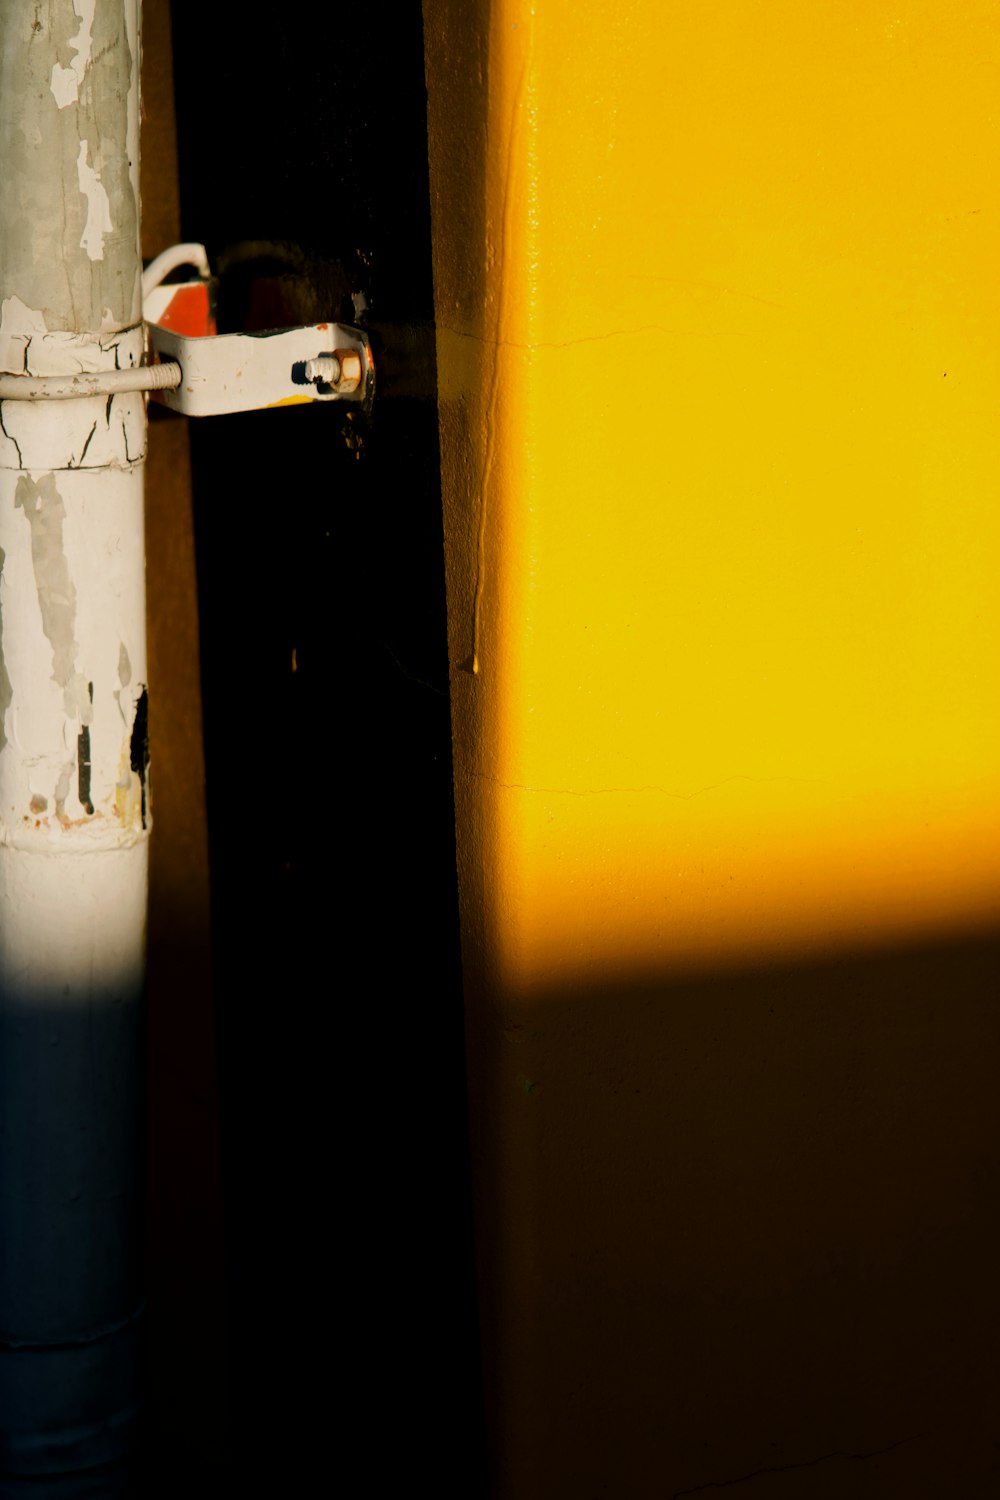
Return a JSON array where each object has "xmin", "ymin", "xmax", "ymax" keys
[
  {"xmin": 141, "ymin": 242, "xmax": 211, "ymax": 303},
  {"xmin": 0, "ymin": 363, "xmax": 182, "ymax": 400}
]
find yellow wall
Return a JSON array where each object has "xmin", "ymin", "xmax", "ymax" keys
[{"xmin": 425, "ymin": 2, "xmax": 1000, "ymax": 1494}]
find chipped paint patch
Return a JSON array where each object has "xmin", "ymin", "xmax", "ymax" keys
[
  {"xmin": 0, "ymin": 3, "xmax": 141, "ymax": 330},
  {"xmin": 76, "ymin": 141, "xmax": 112, "ymax": 263},
  {"xmin": 113, "ymin": 686, "xmax": 149, "ymax": 833},
  {"xmin": 0, "ymin": 2, "xmax": 147, "ymax": 859},
  {"xmin": 77, "ymin": 680, "xmax": 94, "ymax": 814},
  {"xmin": 114, "ymin": 770, "xmax": 137, "ymax": 826},
  {"xmin": 0, "ymin": 306, "xmax": 148, "ymax": 474},
  {"xmin": 0, "ymin": 298, "xmax": 143, "ymax": 379},
  {"xmin": 115, "ymin": 741, "xmax": 140, "ymax": 829},
  {"xmin": 129, "ymin": 686, "xmax": 149, "ymax": 829},
  {"xmin": 0, "ymin": 296, "xmax": 49, "ymax": 375},
  {"xmin": 77, "ymin": 727, "xmax": 93, "ymax": 814},
  {"xmin": 0, "ymin": 462, "xmax": 147, "ymax": 841},
  {"xmin": 49, "ymin": 0, "xmax": 97, "ymax": 109},
  {"xmin": 13, "ymin": 473, "xmax": 80, "ymax": 707}
]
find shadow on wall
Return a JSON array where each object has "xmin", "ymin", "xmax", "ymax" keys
[
  {"xmin": 468, "ymin": 925, "xmax": 1000, "ymax": 1500},
  {"xmin": 0, "ymin": 976, "xmax": 143, "ymax": 1495}
]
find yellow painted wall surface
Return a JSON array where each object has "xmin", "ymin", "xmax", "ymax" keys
[{"xmin": 425, "ymin": 2, "xmax": 1000, "ymax": 1494}]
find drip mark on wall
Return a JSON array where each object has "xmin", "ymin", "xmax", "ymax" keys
[
  {"xmin": 466, "ymin": 37, "xmax": 534, "ymax": 675},
  {"xmin": 55, "ymin": 760, "xmax": 74, "ymax": 821},
  {"xmin": 113, "ymin": 642, "xmax": 132, "ymax": 725},
  {"xmin": 129, "ymin": 686, "xmax": 149, "ymax": 828}
]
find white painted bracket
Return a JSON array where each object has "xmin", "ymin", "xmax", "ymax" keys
[
  {"xmin": 0, "ymin": 248, "xmax": 375, "ymax": 420},
  {"xmin": 147, "ymin": 316, "xmax": 375, "ymax": 418},
  {"xmin": 143, "ymin": 247, "xmax": 374, "ymax": 418}
]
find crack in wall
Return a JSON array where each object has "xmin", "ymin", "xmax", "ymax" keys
[
  {"xmin": 120, "ymin": 411, "xmax": 136, "ymax": 465},
  {"xmin": 440, "ymin": 320, "xmax": 745, "ymax": 351},
  {"xmin": 671, "ymin": 1435, "xmax": 915, "ymax": 1498},
  {"xmin": 0, "ymin": 407, "xmax": 23, "ymax": 468},
  {"xmin": 468, "ymin": 22, "xmax": 535, "ymax": 677},
  {"xmin": 75, "ymin": 420, "xmax": 97, "ymax": 466},
  {"xmin": 471, "ymin": 770, "xmax": 821, "ymax": 800}
]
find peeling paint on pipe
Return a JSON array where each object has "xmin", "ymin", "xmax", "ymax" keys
[{"xmin": 0, "ymin": 1, "xmax": 147, "ymax": 1484}]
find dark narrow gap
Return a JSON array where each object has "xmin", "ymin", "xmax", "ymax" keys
[{"xmin": 170, "ymin": 5, "xmax": 485, "ymax": 1490}]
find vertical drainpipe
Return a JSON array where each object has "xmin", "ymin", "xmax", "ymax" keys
[{"xmin": 0, "ymin": 1, "xmax": 147, "ymax": 1488}]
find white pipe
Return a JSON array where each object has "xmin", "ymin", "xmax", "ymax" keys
[
  {"xmin": 0, "ymin": 1, "xmax": 148, "ymax": 1485},
  {"xmin": 141, "ymin": 240, "xmax": 210, "ymax": 302},
  {"xmin": 0, "ymin": 362, "xmax": 181, "ymax": 400}
]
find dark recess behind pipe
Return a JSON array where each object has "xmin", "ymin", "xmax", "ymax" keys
[{"xmin": 169, "ymin": 4, "xmax": 485, "ymax": 1491}]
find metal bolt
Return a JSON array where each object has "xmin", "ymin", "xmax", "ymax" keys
[
  {"xmin": 334, "ymin": 350, "xmax": 363, "ymax": 391},
  {"xmin": 303, "ymin": 350, "xmax": 363, "ymax": 393},
  {"xmin": 304, "ymin": 354, "xmax": 340, "ymax": 385}
]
